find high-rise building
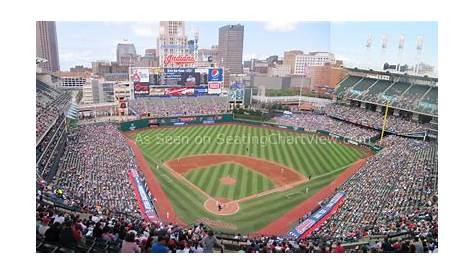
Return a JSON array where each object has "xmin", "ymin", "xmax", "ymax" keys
[
  {"xmin": 283, "ymin": 50, "xmax": 303, "ymax": 74},
  {"xmin": 158, "ymin": 21, "xmax": 190, "ymax": 67},
  {"xmin": 116, "ymin": 40, "xmax": 137, "ymax": 66},
  {"xmin": 294, "ymin": 52, "xmax": 336, "ymax": 75},
  {"xmin": 218, "ymin": 24, "xmax": 244, "ymax": 79},
  {"xmin": 36, "ymin": 21, "xmax": 60, "ymax": 73}
]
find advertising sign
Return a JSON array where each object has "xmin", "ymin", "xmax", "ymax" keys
[
  {"xmin": 229, "ymin": 82, "xmax": 244, "ymax": 101},
  {"xmin": 195, "ymin": 86, "xmax": 208, "ymax": 95},
  {"xmin": 131, "ymin": 68, "xmax": 150, "ymax": 83},
  {"xmin": 134, "ymin": 82, "xmax": 150, "ymax": 95},
  {"xmin": 128, "ymin": 169, "xmax": 159, "ymax": 223},
  {"xmin": 149, "ymin": 69, "xmax": 166, "ymax": 86},
  {"xmin": 208, "ymin": 82, "xmax": 221, "ymax": 94},
  {"xmin": 149, "ymin": 87, "xmax": 166, "ymax": 96},
  {"xmin": 287, "ymin": 192, "xmax": 345, "ymax": 239},
  {"xmin": 131, "ymin": 67, "xmax": 223, "ymax": 96},
  {"xmin": 165, "ymin": 87, "xmax": 194, "ymax": 96},
  {"xmin": 163, "ymin": 55, "xmax": 195, "ymax": 66},
  {"xmin": 195, "ymin": 68, "xmax": 209, "ymax": 86},
  {"xmin": 208, "ymin": 68, "xmax": 223, "ymax": 82},
  {"xmin": 165, "ymin": 68, "xmax": 195, "ymax": 87}
]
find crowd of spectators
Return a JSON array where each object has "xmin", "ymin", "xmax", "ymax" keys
[
  {"xmin": 36, "ymin": 80, "xmax": 71, "ymax": 141},
  {"xmin": 46, "ymin": 123, "xmax": 141, "ymax": 218},
  {"xmin": 36, "ymin": 202, "xmax": 227, "ymax": 253},
  {"xmin": 36, "ymin": 117, "xmax": 437, "ymax": 253},
  {"xmin": 274, "ymin": 113, "xmax": 379, "ymax": 142},
  {"xmin": 37, "ymin": 133, "xmax": 437, "ymax": 253},
  {"xmin": 325, "ymin": 104, "xmax": 432, "ymax": 134},
  {"xmin": 128, "ymin": 96, "xmax": 229, "ymax": 118},
  {"xmin": 304, "ymin": 135, "xmax": 438, "ymax": 251}
]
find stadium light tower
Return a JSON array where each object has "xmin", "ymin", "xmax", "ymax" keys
[
  {"xmin": 381, "ymin": 34, "xmax": 388, "ymax": 70},
  {"xmin": 397, "ymin": 34, "xmax": 405, "ymax": 72},
  {"xmin": 366, "ymin": 33, "xmax": 373, "ymax": 69},
  {"xmin": 415, "ymin": 35, "xmax": 424, "ymax": 75},
  {"xmin": 193, "ymin": 27, "xmax": 199, "ymax": 63}
]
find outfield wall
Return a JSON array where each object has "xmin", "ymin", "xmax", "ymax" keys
[
  {"xmin": 120, "ymin": 113, "xmax": 234, "ymax": 131},
  {"xmin": 120, "ymin": 115, "xmax": 381, "ymax": 152}
]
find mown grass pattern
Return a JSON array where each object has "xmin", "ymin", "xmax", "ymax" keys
[
  {"xmin": 134, "ymin": 124, "xmax": 367, "ymax": 233},
  {"xmin": 185, "ymin": 163, "xmax": 276, "ymax": 200}
]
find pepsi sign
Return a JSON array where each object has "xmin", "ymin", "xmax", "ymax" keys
[{"xmin": 208, "ymin": 68, "xmax": 223, "ymax": 82}]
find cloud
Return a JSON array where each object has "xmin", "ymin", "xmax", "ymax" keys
[
  {"xmin": 102, "ymin": 21, "xmax": 128, "ymax": 27},
  {"xmin": 59, "ymin": 49, "xmax": 95, "ymax": 68},
  {"xmin": 131, "ymin": 22, "xmax": 159, "ymax": 37},
  {"xmin": 263, "ymin": 21, "xmax": 298, "ymax": 32}
]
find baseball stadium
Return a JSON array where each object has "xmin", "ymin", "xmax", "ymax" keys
[{"xmin": 35, "ymin": 22, "xmax": 438, "ymax": 254}]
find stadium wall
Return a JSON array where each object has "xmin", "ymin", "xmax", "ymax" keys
[{"xmin": 119, "ymin": 113, "xmax": 234, "ymax": 131}]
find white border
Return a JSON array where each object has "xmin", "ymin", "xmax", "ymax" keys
[{"xmin": 1, "ymin": 0, "xmax": 472, "ymax": 273}]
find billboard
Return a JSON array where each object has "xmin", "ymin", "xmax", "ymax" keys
[
  {"xmin": 131, "ymin": 68, "xmax": 150, "ymax": 83},
  {"xmin": 208, "ymin": 82, "xmax": 222, "ymax": 94},
  {"xmin": 163, "ymin": 55, "xmax": 195, "ymax": 66},
  {"xmin": 165, "ymin": 68, "xmax": 197, "ymax": 87},
  {"xmin": 195, "ymin": 68, "xmax": 209, "ymax": 85},
  {"xmin": 165, "ymin": 87, "xmax": 195, "ymax": 96},
  {"xmin": 149, "ymin": 67, "xmax": 166, "ymax": 86},
  {"xmin": 131, "ymin": 67, "xmax": 222, "ymax": 96},
  {"xmin": 134, "ymin": 82, "xmax": 150, "ymax": 95},
  {"xmin": 195, "ymin": 86, "xmax": 208, "ymax": 95},
  {"xmin": 149, "ymin": 87, "xmax": 166, "ymax": 96},
  {"xmin": 229, "ymin": 82, "xmax": 244, "ymax": 101},
  {"xmin": 208, "ymin": 68, "xmax": 223, "ymax": 82}
]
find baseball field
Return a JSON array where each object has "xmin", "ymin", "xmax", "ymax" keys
[{"xmin": 127, "ymin": 123, "xmax": 369, "ymax": 234}]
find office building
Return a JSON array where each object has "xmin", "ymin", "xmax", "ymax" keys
[{"xmin": 36, "ymin": 21, "xmax": 60, "ymax": 72}]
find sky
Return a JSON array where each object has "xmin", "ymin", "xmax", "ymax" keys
[{"xmin": 56, "ymin": 21, "xmax": 437, "ymax": 73}]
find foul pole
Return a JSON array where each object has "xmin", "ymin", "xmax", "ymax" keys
[{"xmin": 379, "ymin": 100, "xmax": 390, "ymax": 145}]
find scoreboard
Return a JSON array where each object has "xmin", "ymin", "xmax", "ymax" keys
[{"xmin": 130, "ymin": 67, "xmax": 223, "ymax": 97}]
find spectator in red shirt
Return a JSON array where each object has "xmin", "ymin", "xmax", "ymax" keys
[{"xmin": 334, "ymin": 242, "xmax": 345, "ymax": 253}]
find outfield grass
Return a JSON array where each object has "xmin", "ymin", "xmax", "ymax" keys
[
  {"xmin": 132, "ymin": 124, "xmax": 368, "ymax": 233},
  {"xmin": 185, "ymin": 163, "xmax": 276, "ymax": 200}
]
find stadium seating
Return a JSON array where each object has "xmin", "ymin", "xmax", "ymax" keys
[
  {"xmin": 359, "ymin": 80, "xmax": 392, "ymax": 102},
  {"xmin": 378, "ymin": 82, "xmax": 411, "ymax": 104},
  {"xmin": 129, "ymin": 96, "xmax": 229, "ymax": 118},
  {"xmin": 395, "ymin": 84, "xmax": 431, "ymax": 110},
  {"xmin": 309, "ymin": 135, "xmax": 437, "ymax": 252},
  {"xmin": 335, "ymin": 76, "xmax": 363, "ymax": 95},
  {"xmin": 36, "ymin": 100, "xmax": 437, "ymax": 253},
  {"xmin": 334, "ymin": 73, "xmax": 438, "ymax": 117},
  {"xmin": 49, "ymin": 123, "xmax": 141, "ymax": 218},
  {"xmin": 325, "ymin": 104, "xmax": 432, "ymax": 134},
  {"xmin": 274, "ymin": 113, "xmax": 379, "ymax": 142},
  {"xmin": 36, "ymin": 79, "xmax": 71, "ymax": 141},
  {"xmin": 348, "ymin": 78, "xmax": 377, "ymax": 99}
]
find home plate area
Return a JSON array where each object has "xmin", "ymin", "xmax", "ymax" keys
[{"xmin": 204, "ymin": 197, "xmax": 240, "ymax": 215}]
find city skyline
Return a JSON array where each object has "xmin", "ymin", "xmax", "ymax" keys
[{"xmin": 56, "ymin": 21, "xmax": 437, "ymax": 73}]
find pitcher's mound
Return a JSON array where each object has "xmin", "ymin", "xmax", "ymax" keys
[
  {"xmin": 204, "ymin": 197, "xmax": 239, "ymax": 215},
  {"xmin": 220, "ymin": 176, "xmax": 237, "ymax": 185}
]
